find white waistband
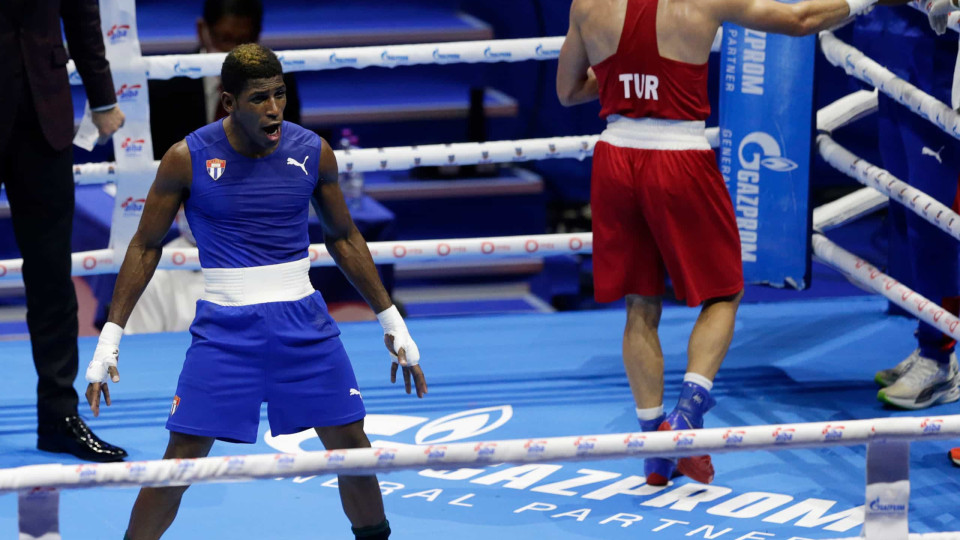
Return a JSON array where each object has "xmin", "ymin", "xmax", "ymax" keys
[
  {"xmin": 201, "ymin": 258, "xmax": 314, "ymax": 306},
  {"xmin": 599, "ymin": 116, "xmax": 711, "ymax": 151}
]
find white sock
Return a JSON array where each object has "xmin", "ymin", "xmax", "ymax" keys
[
  {"xmin": 683, "ymin": 372, "xmax": 714, "ymax": 392},
  {"xmin": 636, "ymin": 405, "xmax": 664, "ymax": 421}
]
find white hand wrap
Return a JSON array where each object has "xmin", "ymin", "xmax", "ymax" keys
[
  {"xmin": 377, "ymin": 305, "xmax": 420, "ymax": 366},
  {"xmin": 85, "ymin": 322, "xmax": 122, "ymax": 383},
  {"xmin": 846, "ymin": 0, "xmax": 878, "ymax": 16}
]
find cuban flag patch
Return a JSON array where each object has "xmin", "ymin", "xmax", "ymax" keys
[{"xmin": 206, "ymin": 158, "xmax": 226, "ymax": 180}]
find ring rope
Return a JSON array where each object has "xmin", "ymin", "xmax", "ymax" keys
[
  {"xmin": 67, "ymin": 33, "xmax": 726, "ymax": 83},
  {"xmin": 812, "ymin": 187, "xmax": 888, "ymax": 232},
  {"xmin": 819, "ymin": 30, "xmax": 960, "ymax": 140},
  {"xmin": 0, "ymin": 233, "xmax": 593, "ymax": 282},
  {"xmin": 1, "ymin": 415, "xmax": 956, "ymax": 492},
  {"xmin": 813, "ymin": 233, "xmax": 960, "ymax": 342},
  {"xmin": 818, "ymin": 134, "xmax": 960, "ymax": 241}
]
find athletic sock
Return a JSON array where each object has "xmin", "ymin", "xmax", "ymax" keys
[
  {"xmin": 683, "ymin": 372, "xmax": 714, "ymax": 392},
  {"xmin": 636, "ymin": 405, "xmax": 664, "ymax": 430},
  {"xmin": 353, "ymin": 519, "xmax": 390, "ymax": 540}
]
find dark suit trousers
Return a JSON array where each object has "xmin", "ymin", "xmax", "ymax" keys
[{"xmin": 0, "ymin": 75, "xmax": 79, "ymax": 425}]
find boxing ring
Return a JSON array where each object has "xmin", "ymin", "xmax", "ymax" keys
[{"xmin": 1, "ymin": 4, "xmax": 960, "ymax": 540}]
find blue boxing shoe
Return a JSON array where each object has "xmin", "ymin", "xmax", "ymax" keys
[
  {"xmin": 660, "ymin": 382, "xmax": 717, "ymax": 485},
  {"xmin": 639, "ymin": 414, "xmax": 676, "ymax": 486}
]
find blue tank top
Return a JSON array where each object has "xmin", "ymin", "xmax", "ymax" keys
[{"xmin": 184, "ymin": 120, "xmax": 322, "ymax": 269}]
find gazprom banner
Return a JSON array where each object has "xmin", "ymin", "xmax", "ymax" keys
[{"xmin": 718, "ymin": 24, "xmax": 813, "ymax": 289}]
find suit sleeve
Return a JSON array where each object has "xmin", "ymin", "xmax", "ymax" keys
[{"xmin": 61, "ymin": 0, "xmax": 116, "ymax": 109}]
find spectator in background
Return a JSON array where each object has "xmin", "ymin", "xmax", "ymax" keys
[
  {"xmin": 0, "ymin": 0, "xmax": 127, "ymax": 462},
  {"xmin": 148, "ymin": 0, "xmax": 301, "ymax": 159}
]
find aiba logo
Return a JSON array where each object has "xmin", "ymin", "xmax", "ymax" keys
[
  {"xmin": 574, "ymin": 437, "xmax": 597, "ymax": 456},
  {"xmin": 121, "ymin": 137, "xmax": 145, "ymax": 156},
  {"xmin": 125, "ymin": 462, "xmax": 147, "ymax": 477},
  {"xmin": 722, "ymin": 429, "xmax": 745, "ymax": 446},
  {"xmin": 424, "ymin": 445, "xmax": 448, "ymax": 461},
  {"xmin": 474, "ymin": 442, "xmax": 497, "ymax": 461},
  {"xmin": 116, "ymin": 84, "xmax": 142, "ymax": 102},
  {"xmin": 274, "ymin": 454, "xmax": 297, "ymax": 470},
  {"xmin": 673, "ymin": 432, "xmax": 696, "ymax": 447},
  {"xmin": 772, "ymin": 427, "xmax": 795, "ymax": 443},
  {"xmin": 375, "ymin": 448, "xmax": 398, "ymax": 463},
  {"xmin": 106, "ymin": 24, "xmax": 130, "ymax": 44},
  {"xmin": 524, "ymin": 439, "xmax": 548, "ymax": 457},
  {"xmin": 822, "ymin": 425, "xmax": 845, "ymax": 441},
  {"xmin": 121, "ymin": 196, "xmax": 146, "ymax": 217},
  {"xmin": 921, "ymin": 418, "xmax": 943, "ymax": 434},
  {"xmin": 75, "ymin": 465, "xmax": 97, "ymax": 481},
  {"xmin": 223, "ymin": 456, "xmax": 245, "ymax": 472},
  {"xmin": 624, "ymin": 434, "xmax": 646, "ymax": 452},
  {"xmin": 324, "ymin": 450, "xmax": 347, "ymax": 464}
]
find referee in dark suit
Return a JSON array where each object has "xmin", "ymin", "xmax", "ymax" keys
[{"xmin": 0, "ymin": 0, "xmax": 127, "ymax": 462}]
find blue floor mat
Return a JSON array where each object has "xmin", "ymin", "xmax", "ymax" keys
[{"xmin": 0, "ymin": 297, "xmax": 957, "ymax": 539}]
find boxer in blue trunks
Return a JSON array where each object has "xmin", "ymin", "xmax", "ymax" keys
[{"xmin": 84, "ymin": 44, "xmax": 424, "ymax": 540}]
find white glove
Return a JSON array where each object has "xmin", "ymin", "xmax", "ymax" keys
[
  {"xmin": 377, "ymin": 305, "xmax": 420, "ymax": 366},
  {"xmin": 922, "ymin": 0, "xmax": 960, "ymax": 35},
  {"xmin": 85, "ymin": 322, "xmax": 122, "ymax": 383}
]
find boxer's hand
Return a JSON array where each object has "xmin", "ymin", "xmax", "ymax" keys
[
  {"xmin": 387, "ymin": 335, "xmax": 428, "ymax": 398},
  {"xmin": 85, "ymin": 323, "xmax": 123, "ymax": 416},
  {"xmin": 378, "ymin": 305, "xmax": 427, "ymax": 397}
]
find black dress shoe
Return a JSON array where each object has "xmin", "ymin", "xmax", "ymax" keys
[{"xmin": 37, "ymin": 415, "xmax": 128, "ymax": 463}]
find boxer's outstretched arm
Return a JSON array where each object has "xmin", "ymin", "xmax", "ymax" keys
[
  {"xmin": 311, "ymin": 138, "xmax": 393, "ymax": 314},
  {"xmin": 710, "ymin": 0, "xmax": 869, "ymax": 36},
  {"xmin": 107, "ymin": 142, "xmax": 191, "ymax": 327},
  {"xmin": 87, "ymin": 142, "xmax": 190, "ymax": 415}
]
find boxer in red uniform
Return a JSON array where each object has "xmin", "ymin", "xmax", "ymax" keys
[{"xmin": 557, "ymin": 0, "xmax": 879, "ymax": 485}]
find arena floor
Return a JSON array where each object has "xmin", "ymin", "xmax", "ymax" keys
[{"xmin": 0, "ymin": 296, "xmax": 957, "ymax": 539}]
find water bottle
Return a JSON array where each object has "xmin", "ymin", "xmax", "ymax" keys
[{"xmin": 339, "ymin": 129, "xmax": 364, "ymax": 211}]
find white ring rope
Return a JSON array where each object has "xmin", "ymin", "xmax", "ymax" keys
[
  {"xmin": 74, "ymin": 128, "xmax": 722, "ymax": 185},
  {"xmin": 813, "ymin": 233, "xmax": 960, "ymax": 341},
  {"xmin": 818, "ymin": 30, "xmax": 960, "ymax": 139},
  {"xmin": 812, "ymin": 187, "xmax": 888, "ymax": 232},
  {"xmin": 67, "ymin": 33, "xmax": 725, "ymax": 83},
  {"xmin": 74, "ymin": 135, "xmax": 601, "ymax": 184},
  {"xmin": 818, "ymin": 134, "xmax": 960, "ymax": 241},
  {"xmin": 1, "ymin": 415, "xmax": 956, "ymax": 492},
  {"xmin": 0, "ymin": 233, "xmax": 593, "ymax": 282}
]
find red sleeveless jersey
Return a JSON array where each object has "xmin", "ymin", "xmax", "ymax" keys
[{"xmin": 592, "ymin": 0, "xmax": 711, "ymax": 121}]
